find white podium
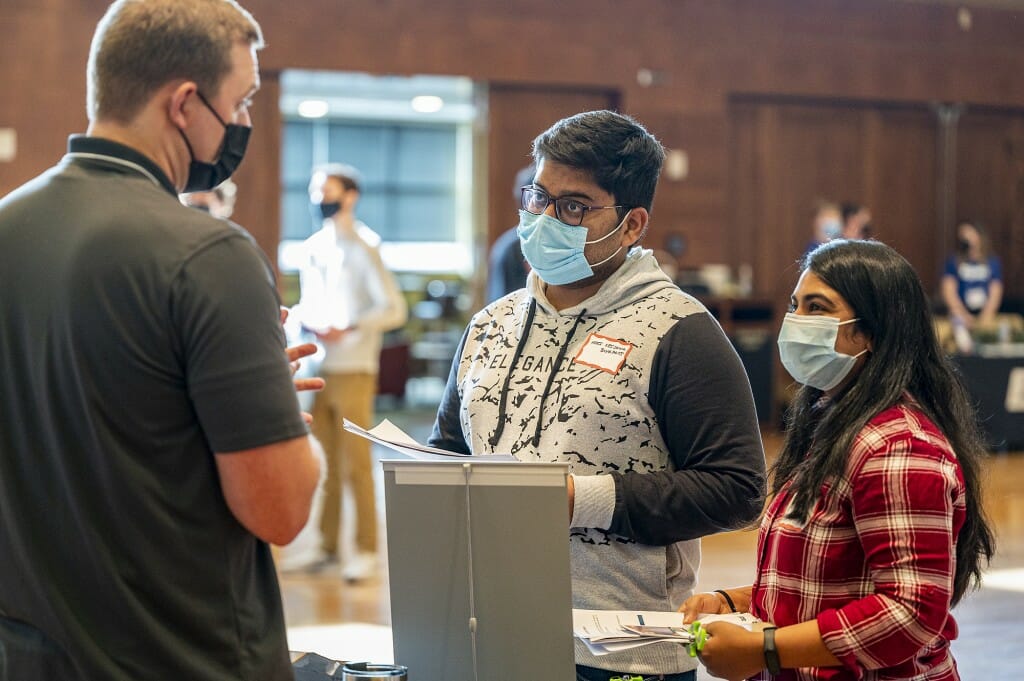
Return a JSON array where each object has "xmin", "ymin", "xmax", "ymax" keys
[{"xmin": 381, "ymin": 459, "xmax": 575, "ymax": 681}]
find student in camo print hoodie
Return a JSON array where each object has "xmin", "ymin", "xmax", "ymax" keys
[{"xmin": 429, "ymin": 110, "xmax": 766, "ymax": 681}]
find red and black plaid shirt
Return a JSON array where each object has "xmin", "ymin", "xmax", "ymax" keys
[{"xmin": 751, "ymin": 403, "xmax": 966, "ymax": 680}]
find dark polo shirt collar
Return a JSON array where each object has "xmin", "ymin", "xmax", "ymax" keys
[{"xmin": 66, "ymin": 134, "xmax": 178, "ymax": 196}]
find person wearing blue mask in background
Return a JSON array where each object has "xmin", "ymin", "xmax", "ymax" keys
[
  {"xmin": 429, "ymin": 110, "xmax": 766, "ymax": 681},
  {"xmin": 803, "ymin": 199, "xmax": 842, "ymax": 260}
]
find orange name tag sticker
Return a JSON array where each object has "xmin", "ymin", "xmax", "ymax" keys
[{"xmin": 572, "ymin": 332, "xmax": 633, "ymax": 375}]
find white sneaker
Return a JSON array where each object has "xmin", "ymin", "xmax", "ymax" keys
[
  {"xmin": 278, "ymin": 550, "xmax": 339, "ymax": 574},
  {"xmin": 342, "ymin": 552, "xmax": 379, "ymax": 582}
]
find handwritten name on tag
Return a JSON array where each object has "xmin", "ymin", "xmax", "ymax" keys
[{"xmin": 573, "ymin": 333, "xmax": 633, "ymax": 375}]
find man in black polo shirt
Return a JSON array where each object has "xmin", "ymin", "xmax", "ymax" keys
[{"xmin": 0, "ymin": 1, "xmax": 321, "ymax": 679}]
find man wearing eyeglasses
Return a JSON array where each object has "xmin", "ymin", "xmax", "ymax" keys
[{"xmin": 429, "ymin": 110, "xmax": 766, "ymax": 681}]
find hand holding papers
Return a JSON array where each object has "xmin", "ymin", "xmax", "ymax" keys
[
  {"xmin": 572, "ymin": 609, "xmax": 760, "ymax": 656},
  {"xmin": 343, "ymin": 418, "xmax": 515, "ymax": 461}
]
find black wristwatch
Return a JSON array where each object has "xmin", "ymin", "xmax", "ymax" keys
[{"xmin": 763, "ymin": 626, "xmax": 781, "ymax": 675}]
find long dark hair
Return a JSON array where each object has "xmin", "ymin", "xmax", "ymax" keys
[
  {"xmin": 773, "ymin": 239, "xmax": 994, "ymax": 605},
  {"xmin": 955, "ymin": 219, "xmax": 991, "ymax": 262}
]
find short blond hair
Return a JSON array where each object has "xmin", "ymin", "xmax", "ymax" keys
[{"xmin": 87, "ymin": 0, "xmax": 264, "ymax": 123}]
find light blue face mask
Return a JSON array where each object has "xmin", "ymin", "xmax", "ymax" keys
[
  {"xmin": 777, "ymin": 313, "xmax": 868, "ymax": 391},
  {"xmin": 821, "ymin": 218, "xmax": 842, "ymax": 240},
  {"xmin": 516, "ymin": 209, "xmax": 627, "ymax": 285}
]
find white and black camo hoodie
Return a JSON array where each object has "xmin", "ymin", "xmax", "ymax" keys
[{"xmin": 430, "ymin": 247, "xmax": 766, "ymax": 675}]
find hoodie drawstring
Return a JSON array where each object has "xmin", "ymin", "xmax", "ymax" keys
[
  {"xmin": 487, "ymin": 301, "xmax": 589, "ymax": 450},
  {"xmin": 531, "ymin": 308, "xmax": 587, "ymax": 447},
  {"xmin": 488, "ymin": 299, "xmax": 538, "ymax": 447}
]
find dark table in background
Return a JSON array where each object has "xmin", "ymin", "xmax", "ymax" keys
[{"xmin": 952, "ymin": 353, "xmax": 1024, "ymax": 451}]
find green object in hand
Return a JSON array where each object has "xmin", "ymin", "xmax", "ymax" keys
[{"xmin": 687, "ymin": 622, "xmax": 708, "ymax": 658}]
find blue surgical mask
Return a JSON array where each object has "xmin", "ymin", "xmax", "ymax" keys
[
  {"xmin": 821, "ymin": 218, "xmax": 842, "ymax": 240},
  {"xmin": 516, "ymin": 209, "xmax": 627, "ymax": 285},
  {"xmin": 777, "ymin": 313, "xmax": 868, "ymax": 391}
]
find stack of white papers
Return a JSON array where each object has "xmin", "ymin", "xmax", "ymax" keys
[
  {"xmin": 572, "ymin": 609, "xmax": 760, "ymax": 656},
  {"xmin": 343, "ymin": 418, "xmax": 516, "ymax": 462}
]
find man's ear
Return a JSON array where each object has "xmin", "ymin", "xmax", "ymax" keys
[
  {"xmin": 167, "ymin": 81, "xmax": 198, "ymax": 129},
  {"xmin": 344, "ymin": 189, "xmax": 360, "ymax": 211},
  {"xmin": 623, "ymin": 207, "xmax": 650, "ymax": 247}
]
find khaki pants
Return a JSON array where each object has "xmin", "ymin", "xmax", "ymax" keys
[{"xmin": 310, "ymin": 372, "xmax": 378, "ymax": 556}]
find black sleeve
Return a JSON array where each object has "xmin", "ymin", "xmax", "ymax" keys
[
  {"xmin": 485, "ymin": 245, "xmax": 506, "ymax": 304},
  {"xmin": 500, "ymin": 240, "xmax": 527, "ymax": 293},
  {"xmin": 177, "ymin": 234, "xmax": 309, "ymax": 453},
  {"xmin": 607, "ymin": 313, "xmax": 767, "ymax": 545},
  {"xmin": 426, "ymin": 325, "xmax": 472, "ymax": 454},
  {"xmin": 486, "ymin": 228, "xmax": 527, "ymax": 303}
]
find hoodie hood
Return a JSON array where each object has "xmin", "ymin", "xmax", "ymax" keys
[{"xmin": 526, "ymin": 247, "xmax": 678, "ymax": 316}]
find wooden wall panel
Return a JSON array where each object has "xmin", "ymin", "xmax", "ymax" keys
[
  {"xmin": 231, "ymin": 72, "xmax": 282, "ymax": 271},
  {"xmin": 732, "ymin": 100, "xmax": 863, "ymax": 300},
  {"xmin": 956, "ymin": 110, "xmax": 1024, "ymax": 300},
  {"xmin": 2, "ymin": 0, "xmax": 1024, "ymax": 301},
  {"xmin": 869, "ymin": 108, "xmax": 940, "ymax": 289},
  {"xmin": 0, "ymin": 1, "xmax": 92, "ymax": 190},
  {"xmin": 730, "ymin": 99, "xmax": 940, "ymax": 297},
  {"xmin": 638, "ymin": 112, "xmax": 730, "ymax": 266}
]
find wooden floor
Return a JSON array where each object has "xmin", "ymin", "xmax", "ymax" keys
[{"xmin": 279, "ymin": 403, "xmax": 1024, "ymax": 679}]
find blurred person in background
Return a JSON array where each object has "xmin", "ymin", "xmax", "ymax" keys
[
  {"xmin": 486, "ymin": 163, "xmax": 535, "ymax": 303},
  {"xmin": 941, "ymin": 219, "xmax": 1003, "ymax": 330},
  {"xmin": 290, "ymin": 162, "xmax": 407, "ymax": 580},
  {"xmin": 803, "ymin": 199, "xmax": 842, "ymax": 258},
  {"xmin": 181, "ymin": 177, "xmax": 237, "ymax": 218},
  {"xmin": 840, "ymin": 201, "xmax": 871, "ymax": 240}
]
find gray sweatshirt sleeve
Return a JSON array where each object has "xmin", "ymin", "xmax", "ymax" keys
[
  {"xmin": 427, "ymin": 326, "xmax": 471, "ymax": 455},
  {"xmin": 606, "ymin": 313, "xmax": 767, "ymax": 545}
]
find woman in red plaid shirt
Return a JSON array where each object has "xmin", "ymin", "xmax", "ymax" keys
[{"xmin": 680, "ymin": 240, "xmax": 994, "ymax": 680}]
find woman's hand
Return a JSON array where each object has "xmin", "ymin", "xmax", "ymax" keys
[
  {"xmin": 678, "ymin": 592, "xmax": 732, "ymax": 624},
  {"xmin": 697, "ymin": 622, "xmax": 765, "ymax": 681}
]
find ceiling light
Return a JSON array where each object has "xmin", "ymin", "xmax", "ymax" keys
[
  {"xmin": 410, "ymin": 95, "xmax": 444, "ymax": 113},
  {"xmin": 297, "ymin": 99, "xmax": 329, "ymax": 118}
]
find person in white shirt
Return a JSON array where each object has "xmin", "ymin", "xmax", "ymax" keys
[{"xmin": 293, "ymin": 163, "xmax": 408, "ymax": 579}]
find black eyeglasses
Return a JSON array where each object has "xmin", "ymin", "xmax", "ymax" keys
[{"xmin": 520, "ymin": 185, "xmax": 625, "ymax": 227}]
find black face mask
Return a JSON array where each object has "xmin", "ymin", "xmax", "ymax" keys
[
  {"xmin": 957, "ymin": 238, "xmax": 971, "ymax": 255},
  {"xmin": 315, "ymin": 201, "xmax": 342, "ymax": 220},
  {"xmin": 178, "ymin": 91, "xmax": 250, "ymax": 193}
]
